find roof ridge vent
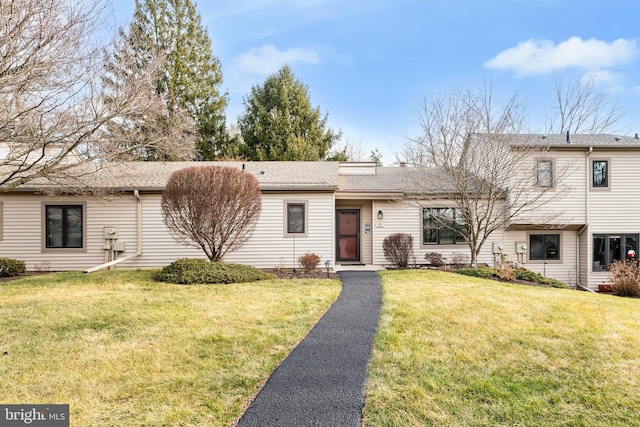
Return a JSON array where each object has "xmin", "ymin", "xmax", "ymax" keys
[{"xmin": 615, "ymin": 137, "xmax": 621, "ymax": 141}]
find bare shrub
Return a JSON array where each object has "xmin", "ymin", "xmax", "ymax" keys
[
  {"xmin": 451, "ymin": 252, "xmax": 470, "ymax": 267},
  {"xmin": 161, "ymin": 166, "xmax": 262, "ymax": 262},
  {"xmin": 298, "ymin": 253, "xmax": 321, "ymax": 271},
  {"xmin": 383, "ymin": 233, "xmax": 414, "ymax": 268},
  {"xmin": 34, "ymin": 261, "xmax": 51, "ymax": 273},
  {"xmin": 496, "ymin": 262, "xmax": 517, "ymax": 281},
  {"xmin": 608, "ymin": 261, "xmax": 640, "ymax": 297},
  {"xmin": 425, "ymin": 252, "xmax": 445, "ymax": 268}
]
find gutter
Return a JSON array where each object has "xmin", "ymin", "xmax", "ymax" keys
[{"xmin": 84, "ymin": 189, "xmax": 143, "ymax": 273}]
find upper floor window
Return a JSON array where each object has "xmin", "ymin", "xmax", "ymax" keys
[
  {"xmin": 286, "ymin": 202, "xmax": 305, "ymax": 234},
  {"xmin": 592, "ymin": 160, "xmax": 609, "ymax": 188},
  {"xmin": 423, "ymin": 208, "xmax": 466, "ymax": 245},
  {"xmin": 46, "ymin": 205, "xmax": 83, "ymax": 248},
  {"xmin": 536, "ymin": 159, "xmax": 554, "ymax": 188}
]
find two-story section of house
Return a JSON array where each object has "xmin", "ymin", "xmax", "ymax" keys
[{"xmin": 502, "ymin": 133, "xmax": 640, "ymax": 291}]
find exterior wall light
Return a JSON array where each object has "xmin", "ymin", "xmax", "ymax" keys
[{"xmin": 377, "ymin": 210, "xmax": 383, "ymax": 220}]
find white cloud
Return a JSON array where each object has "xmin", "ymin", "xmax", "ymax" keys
[
  {"xmin": 235, "ymin": 44, "xmax": 320, "ymax": 75},
  {"xmin": 484, "ymin": 37, "xmax": 637, "ymax": 76},
  {"xmin": 581, "ymin": 70, "xmax": 620, "ymax": 85}
]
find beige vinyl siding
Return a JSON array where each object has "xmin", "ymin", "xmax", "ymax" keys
[
  {"xmin": 119, "ymin": 192, "xmax": 335, "ymax": 270},
  {"xmin": 587, "ymin": 150, "xmax": 640, "ymax": 227},
  {"xmin": 0, "ymin": 191, "xmax": 335, "ymax": 271},
  {"xmin": 372, "ymin": 200, "xmax": 502, "ymax": 267},
  {"xmin": 510, "ymin": 150, "xmax": 587, "ymax": 226},
  {"xmin": 502, "ymin": 230, "xmax": 578, "ymax": 286},
  {"xmin": 0, "ymin": 194, "xmax": 139, "ymax": 271},
  {"xmin": 584, "ymin": 150, "xmax": 640, "ymax": 290},
  {"xmin": 335, "ymin": 200, "xmax": 373, "ymax": 265}
]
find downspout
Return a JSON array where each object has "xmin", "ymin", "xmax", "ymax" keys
[
  {"xmin": 576, "ymin": 147, "xmax": 593, "ymax": 289},
  {"xmin": 84, "ymin": 189, "xmax": 143, "ymax": 273}
]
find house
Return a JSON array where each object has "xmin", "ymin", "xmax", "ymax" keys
[
  {"xmin": 501, "ymin": 133, "xmax": 640, "ymax": 291},
  {"xmin": 1, "ymin": 133, "xmax": 639, "ymax": 291}
]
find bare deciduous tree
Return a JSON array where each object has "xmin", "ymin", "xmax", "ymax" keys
[
  {"xmin": 546, "ymin": 76, "xmax": 623, "ymax": 134},
  {"xmin": 0, "ymin": 0, "xmax": 194, "ymax": 193},
  {"xmin": 403, "ymin": 83, "xmax": 569, "ymax": 267},
  {"xmin": 161, "ymin": 166, "xmax": 262, "ymax": 262}
]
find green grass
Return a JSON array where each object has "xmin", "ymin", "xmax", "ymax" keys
[
  {"xmin": 364, "ymin": 270, "xmax": 640, "ymax": 426},
  {"xmin": 0, "ymin": 270, "xmax": 340, "ymax": 426}
]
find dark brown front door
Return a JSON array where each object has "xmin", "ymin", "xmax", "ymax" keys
[{"xmin": 337, "ymin": 209, "xmax": 360, "ymax": 262}]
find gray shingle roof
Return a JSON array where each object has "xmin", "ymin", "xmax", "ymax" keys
[
  {"xmin": 338, "ymin": 166, "xmax": 458, "ymax": 194},
  {"xmin": 507, "ymin": 133, "xmax": 640, "ymax": 147},
  {"xmin": 15, "ymin": 161, "xmax": 340, "ymax": 192}
]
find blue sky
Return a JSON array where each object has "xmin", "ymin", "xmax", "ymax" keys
[{"xmin": 110, "ymin": 0, "xmax": 640, "ymax": 163}]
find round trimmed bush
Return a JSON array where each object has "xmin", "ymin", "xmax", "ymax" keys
[
  {"xmin": 0, "ymin": 258, "xmax": 26, "ymax": 277},
  {"xmin": 155, "ymin": 258, "xmax": 276, "ymax": 284}
]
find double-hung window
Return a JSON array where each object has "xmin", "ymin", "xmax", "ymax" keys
[
  {"xmin": 45, "ymin": 205, "xmax": 83, "ymax": 248},
  {"xmin": 423, "ymin": 208, "xmax": 466, "ymax": 245}
]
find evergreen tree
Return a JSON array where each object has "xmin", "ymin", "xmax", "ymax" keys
[
  {"xmin": 128, "ymin": 0, "xmax": 228, "ymax": 159},
  {"xmin": 102, "ymin": 28, "xmax": 197, "ymax": 161},
  {"xmin": 238, "ymin": 65, "xmax": 341, "ymax": 161}
]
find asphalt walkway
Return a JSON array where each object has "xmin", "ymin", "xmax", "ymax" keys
[{"xmin": 235, "ymin": 270, "xmax": 382, "ymax": 427}]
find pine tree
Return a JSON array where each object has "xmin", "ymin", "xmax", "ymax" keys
[
  {"xmin": 238, "ymin": 66, "xmax": 341, "ymax": 161},
  {"xmin": 128, "ymin": 0, "xmax": 228, "ymax": 159},
  {"xmin": 102, "ymin": 28, "xmax": 197, "ymax": 161}
]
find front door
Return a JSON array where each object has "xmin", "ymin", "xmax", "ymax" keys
[{"xmin": 337, "ymin": 209, "xmax": 360, "ymax": 262}]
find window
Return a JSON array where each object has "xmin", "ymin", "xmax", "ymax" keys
[
  {"xmin": 593, "ymin": 234, "xmax": 638, "ymax": 271},
  {"xmin": 529, "ymin": 234, "xmax": 560, "ymax": 261},
  {"xmin": 423, "ymin": 208, "xmax": 466, "ymax": 245},
  {"xmin": 286, "ymin": 203, "xmax": 305, "ymax": 234},
  {"xmin": 45, "ymin": 205, "xmax": 83, "ymax": 248},
  {"xmin": 536, "ymin": 159, "xmax": 553, "ymax": 188},
  {"xmin": 592, "ymin": 160, "xmax": 609, "ymax": 188}
]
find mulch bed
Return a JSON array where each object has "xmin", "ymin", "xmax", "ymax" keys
[{"xmin": 263, "ymin": 269, "xmax": 340, "ymax": 280}]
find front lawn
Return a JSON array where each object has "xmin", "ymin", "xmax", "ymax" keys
[
  {"xmin": 0, "ymin": 270, "xmax": 340, "ymax": 426},
  {"xmin": 364, "ymin": 270, "xmax": 640, "ymax": 426}
]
